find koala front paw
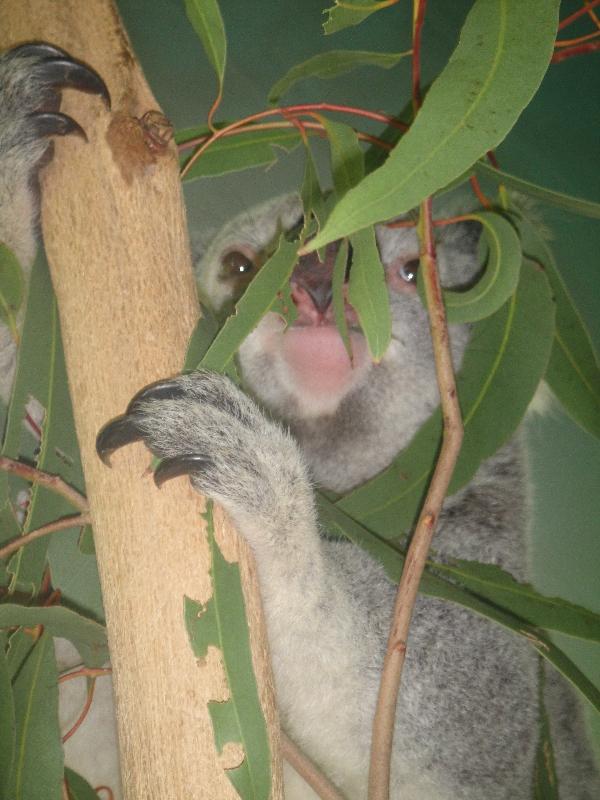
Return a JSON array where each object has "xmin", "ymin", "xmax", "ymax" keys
[
  {"xmin": 0, "ymin": 42, "xmax": 110, "ymax": 265},
  {"xmin": 96, "ymin": 371, "xmax": 311, "ymax": 531}
]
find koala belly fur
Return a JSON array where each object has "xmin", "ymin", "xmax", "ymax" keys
[{"xmin": 1, "ymin": 45, "xmax": 599, "ymax": 800}]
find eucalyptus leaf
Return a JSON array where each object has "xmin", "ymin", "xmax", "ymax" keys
[
  {"xmin": 0, "ymin": 647, "xmax": 15, "ymax": 795},
  {"xmin": 268, "ymin": 49, "xmax": 410, "ymax": 103},
  {"xmin": 332, "ymin": 239, "xmax": 352, "ymax": 360},
  {"xmin": 338, "ymin": 259, "xmax": 555, "ymax": 535},
  {"xmin": 199, "ymin": 238, "xmax": 299, "ymax": 373},
  {"xmin": 184, "ymin": 0, "xmax": 226, "ymax": 98},
  {"xmin": 418, "ymin": 211, "xmax": 522, "ymax": 323},
  {"xmin": 64, "ymin": 768, "xmax": 101, "ymax": 800},
  {"xmin": 534, "ymin": 664, "xmax": 560, "ymax": 799},
  {"xmin": 518, "ymin": 215, "xmax": 600, "ymax": 439},
  {"xmin": 7, "ymin": 632, "xmax": 63, "ymax": 800},
  {"xmin": 317, "ymin": 496, "xmax": 600, "ymax": 713},
  {"xmin": 476, "ymin": 161, "xmax": 600, "ymax": 220},
  {"xmin": 308, "ymin": 0, "xmax": 560, "ymax": 250},
  {"xmin": 0, "ymin": 242, "xmax": 24, "ymax": 341},
  {"xmin": 0, "ymin": 604, "xmax": 108, "ymax": 668},
  {"xmin": 185, "ymin": 504, "xmax": 271, "ymax": 800},
  {"xmin": 300, "ymin": 142, "xmax": 325, "ymax": 232},
  {"xmin": 184, "ymin": 303, "xmax": 221, "ymax": 372},
  {"xmin": 323, "ymin": 0, "xmax": 394, "ymax": 34},
  {"xmin": 180, "ymin": 128, "xmax": 301, "ymax": 181}
]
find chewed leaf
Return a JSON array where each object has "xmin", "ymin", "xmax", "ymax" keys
[
  {"xmin": 184, "ymin": 0, "xmax": 226, "ymax": 99},
  {"xmin": 180, "ymin": 128, "xmax": 301, "ymax": 181},
  {"xmin": 268, "ymin": 49, "xmax": 410, "ymax": 103},
  {"xmin": 199, "ymin": 238, "xmax": 298, "ymax": 373},
  {"xmin": 323, "ymin": 0, "xmax": 395, "ymax": 34},
  {"xmin": 0, "ymin": 242, "xmax": 24, "ymax": 340},
  {"xmin": 419, "ymin": 211, "xmax": 522, "ymax": 323},
  {"xmin": 338, "ymin": 259, "xmax": 555, "ymax": 535},
  {"xmin": 309, "ymin": 0, "xmax": 560, "ymax": 250},
  {"xmin": 518, "ymin": 215, "xmax": 600, "ymax": 439},
  {"xmin": 185, "ymin": 504, "xmax": 271, "ymax": 800}
]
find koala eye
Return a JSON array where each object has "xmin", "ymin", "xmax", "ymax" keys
[
  {"xmin": 221, "ymin": 250, "xmax": 256, "ymax": 277},
  {"xmin": 399, "ymin": 258, "xmax": 420, "ymax": 284}
]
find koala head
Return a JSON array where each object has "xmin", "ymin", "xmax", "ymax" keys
[{"xmin": 195, "ymin": 195, "xmax": 478, "ymax": 428}]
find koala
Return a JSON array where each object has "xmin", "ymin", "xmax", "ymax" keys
[{"xmin": 1, "ymin": 43, "xmax": 599, "ymax": 800}]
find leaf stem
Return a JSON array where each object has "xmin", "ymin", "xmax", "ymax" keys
[
  {"xmin": 558, "ymin": 0, "xmax": 600, "ymax": 30},
  {"xmin": 0, "ymin": 514, "xmax": 90, "ymax": 561},
  {"xmin": 367, "ymin": 193, "xmax": 464, "ymax": 799},
  {"xmin": 281, "ymin": 731, "xmax": 348, "ymax": 800},
  {"xmin": 0, "ymin": 456, "xmax": 88, "ymax": 512}
]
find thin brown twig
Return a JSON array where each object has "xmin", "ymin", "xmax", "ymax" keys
[
  {"xmin": 367, "ymin": 195, "xmax": 464, "ymax": 800},
  {"xmin": 0, "ymin": 456, "xmax": 88, "ymax": 512},
  {"xmin": 558, "ymin": 0, "xmax": 600, "ymax": 29},
  {"xmin": 281, "ymin": 730, "xmax": 348, "ymax": 800},
  {"xmin": 551, "ymin": 39, "xmax": 600, "ymax": 61},
  {"xmin": 0, "ymin": 514, "xmax": 91, "ymax": 561},
  {"xmin": 59, "ymin": 666, "xmax": 112, "ymax": 682},
  {"xmin": 62, "ymin": 678, "xmax": 96, "ymax": 743}
]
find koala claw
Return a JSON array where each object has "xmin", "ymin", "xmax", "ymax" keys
[
  {"xmin": 126, "ymin": 378, "xmax": 189, "ymax": 412},
  {"xmin": 153, "ymin": 455, "xmax": 213, "ymax": 488},
  {"xmin": 96, "ymin": 415, "xmax": 144, "ymax": 466},
  {"xmin": 10, "ymin": 41, "xmax": 111, "ymax": 109},
  {"xmin": 29, "ymin": 110, "xmax": 86, "ymax": 141}
]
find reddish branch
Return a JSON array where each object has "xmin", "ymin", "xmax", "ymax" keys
[
  {"xmin": 558, "ymin": 0, "xmax": 600, "ymax": 30},
  {"xmin": 551, "ymin": 40, "xmax": 600, "ymax": 61}
]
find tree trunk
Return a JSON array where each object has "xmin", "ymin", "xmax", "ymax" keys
[{"xmin": 0, "ymin": 3, "xmax": 283, "ymax": 798}]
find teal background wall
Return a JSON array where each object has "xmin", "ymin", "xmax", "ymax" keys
[{"xmin": 116, "ymin": 0, "xmax": 600, "ymax": 747}]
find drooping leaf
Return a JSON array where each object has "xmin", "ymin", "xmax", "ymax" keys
[
  {"xmin": 185, "ymin": 504, "xmax": 271, "ymax": 800},
  {"xmin": 322, "ymin": 117, "xmax": 392, "ymax": 360},
  {"xmin": 308, "ymin": 0, "xmax": 560, "ymax": 250},
  {"xmin": 64, "ymin": 767, "xmax": 101, "ymax": 800},
  {"xmin": 419, "ymin": 211, "xmax": 522, "ymax": 323},
  {"xmin": 0, "ymin": 647, "xmax": 16, "ymax": 795},
  {"xmin": 1, "ymin": 251, "xmax": 86, "ymax": 594},
  {"xmin": 7, "ymin": 632, "xmax": 63, "ymax": 800},
  {"xmin": 184, "ymin": 0, "xmax": 227, "ymax": 99},
  {"xmin": 476, "ymin": 161, "xmax": 600, "ymax": 220},
  {"xmin": 317, "ymin": 495, "xmax": 600, "ymax": 713},
  {"xmin": 431, "ymin": 559, "xmax": 600, "ymax": 642},
  {"xmin": 0, "ymin": 242, "xmax": 25, "ymax": 342},
  {"xmin": 0, "ymin": 605, "xmax": 108, "ymax": 668},
  {"xmin": 300, "ymin": 142, "xmax": 325, "ymax": 233},
  {"xmin": 338, "ymin": 259, "xmax": 555, "ymax": 535},
  {"xmin": 184, "ymin": 303, "xmax": 221, "ymax": 372},
  {"xmin": 180, "ymin": 128, "xmax": 301, "ymax": 181},
  {"xmin": 268, "ymin": 49, "xmax": 410, "ymax": 103},
  {"xmin": 199, "ymin": 238, "xmax": 299, "ymax": 373},
  {"xmin": 332, "ymin": 239, "xmax": 352, "ymax": 360},
  {"xmin": 323, "ymin": 0, "xmax": 396, "ymax": 34},
  {"xmin": 518, "ymin": 215, "xmax": 600, "ymax": 439}
]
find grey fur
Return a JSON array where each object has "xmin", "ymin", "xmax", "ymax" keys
[{"xmin": 1, "ymin": 46, "xmax": 598, "ymax": 799}]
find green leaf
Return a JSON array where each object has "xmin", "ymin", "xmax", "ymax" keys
[
  {"xmin": 534, "ymin": 663, "xmax": 560, "ymax": 799},
  {"xmin": 300, "ymin": 143, "xmax": 325, "ymax": 233},
  {"xmin": 308, "ymin": 0, "xmax": 560, "ymax": 250},
  {"xmin": 184, "ymin": 303, "xmax": 221, "ymax": 372},
  {"xmin": 185, "ymin": 504, "xmax": 271, "ymax": 800},
  {"xmin": 338, "ymin": 259, "xmax": 555, "ymax": 535},
  {"xmin": 476, "ymin": 161, "xmax": 600, "ymax": 220},
  {"xmin": 0, "ymin": 647, "xmax": 16, "ymax": 795},
  {"xmin": 332, "ymin": 239, "xmax": 352, "ymax": 360},
  {"xmin": 322, "ymin": 116, "xmax": 364, "ymax": 198},
  {"xmin": 0, "ymin": 242, "xmax": 25, "ymax": 341},
  {"xmin": 0, "ymin": 605, "xmax": 108, "ymax": 668},
  {"xmin": 7, "ymin": 632, "xmax": 62, "ymax": 800},
  {"xmin": 64, "ymin": 768, "xmax": 100, "ymax": 800},
  {"xmin": 184, "ymin": 0, "xmax": 226, "ymax": 97},
  {"xmin": 518, "ymin": 215, "xmax": 600, "ymax": 439},
  {"xmin": 268, "ymin": 49, "xmax": 410, "ymax": 103},
  {"xmin": 180, "ymin": 128, "xmax": 301, "ymax": 182},
  {"xmin": 199, "ymin": 238, "xmax": 299, "ymax": 373},
  {"xmin": 348, "ymin": 227, "xmax": 391, "ymax": 361},
  {"xmin": 323, "ymin": 0, "xmax": 394, "ymax": 34},
  {"xmin": 431, "ymin": 559, "xmax": 600, "ymax": 642},
  {"xmin": 419, "ymin": 211, "xmax": 522, "ymax": 323},
  {"xmin": 317, "ymin": 496, "xmax": 600, "ymax": 714}
]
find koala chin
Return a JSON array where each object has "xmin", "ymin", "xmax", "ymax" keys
[{"xmin": 1, "ymin": 43, "xmax": 599, "ymax": 800}]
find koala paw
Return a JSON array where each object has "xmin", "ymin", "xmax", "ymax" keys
[{"xmin": 96, "ymin": 371, "xmax": 310, "ymax": 529}]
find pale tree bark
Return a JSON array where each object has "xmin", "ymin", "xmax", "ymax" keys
[{"xmin": 0, "ymin": 2, "xmax": 283, "ymax": 798}]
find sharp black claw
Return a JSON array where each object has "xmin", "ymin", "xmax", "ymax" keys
[
  {"xmin": 37, "ymin": 57, "xmax": 111, "ymax": 110},
  {"xmin": 154, "ymin": 455, "xmax": 212, "ymax": 488},
  {"xmin": 29, "ymin": 111, "xmax": 87, "ymax": 141},
  {"xmin": 9, "ymin": 42, "xmax": 71, "ymax": 60},
  {"xmin": 126, "ymin": 379, "xmax": 188, "ymax": 414},
  {"xmin": 96, "ymin": 415, "xmax": 145, "ymax": 466}
]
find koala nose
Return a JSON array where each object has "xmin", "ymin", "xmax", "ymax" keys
[{"xmin": 291, "ymin": 239, "xmax": 349, "ymax": 313}]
